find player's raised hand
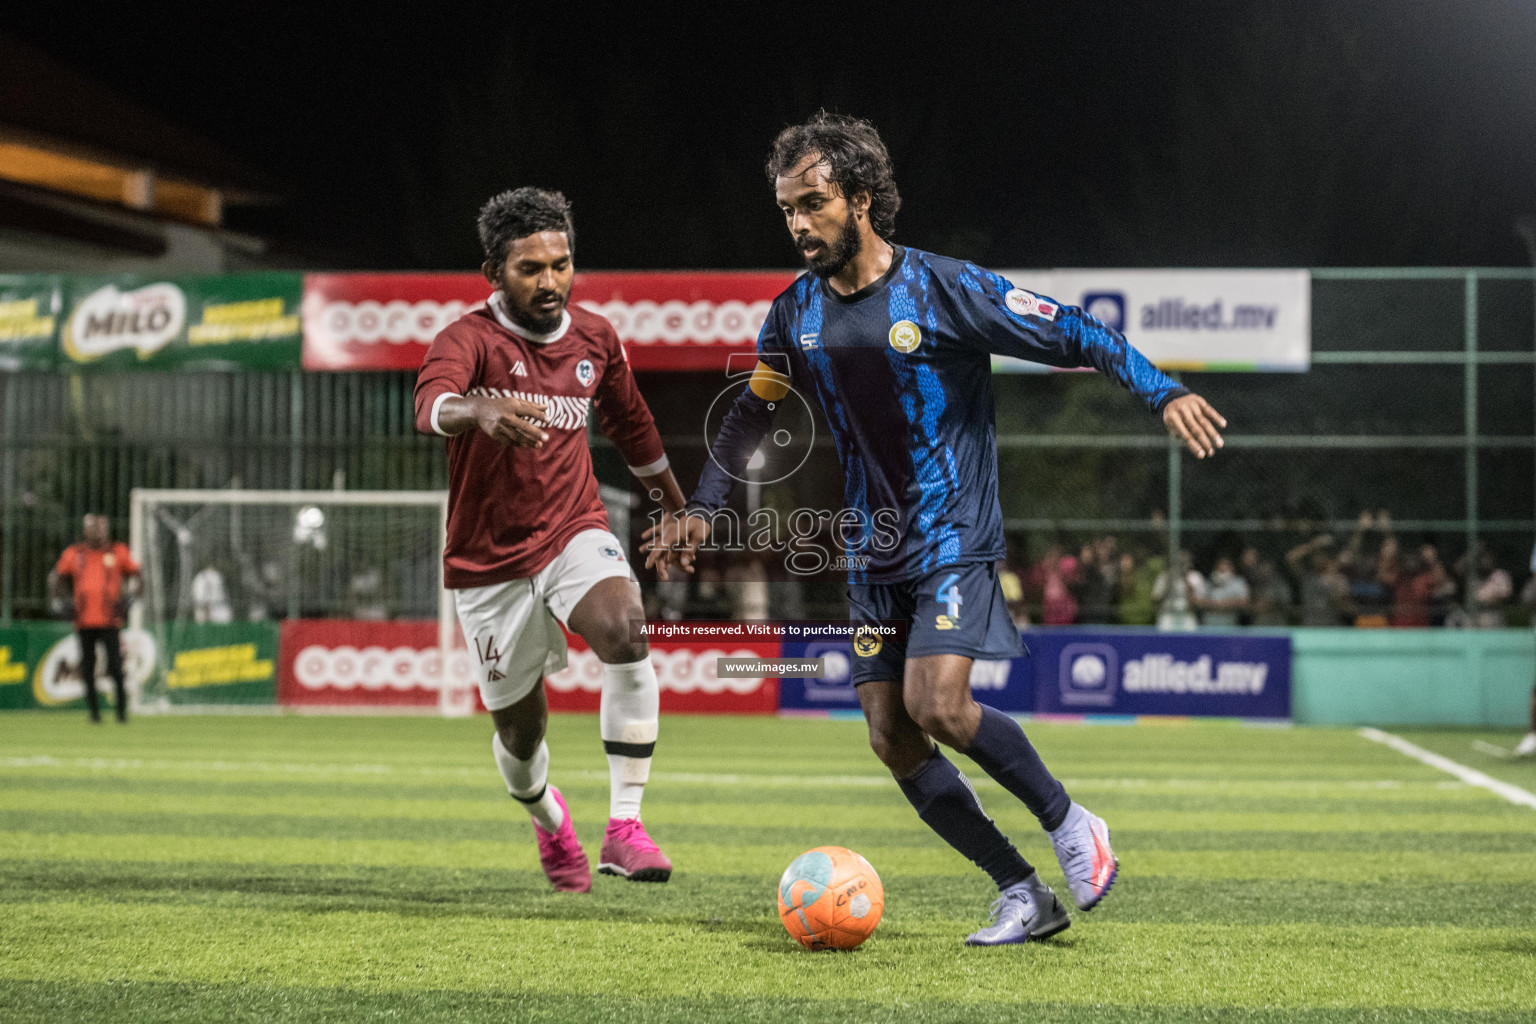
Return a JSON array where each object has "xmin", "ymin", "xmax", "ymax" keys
[
  {"xmin": 1163, "ymin": 393, "xmax": 1227, "ymax": 459},
  {"xmin": 476, "ymin": 395, "xmax": 550, "ymax": 447},
  {"xmin": 641, "ymin": 513, "xmax": 711, "ymax": 580}
]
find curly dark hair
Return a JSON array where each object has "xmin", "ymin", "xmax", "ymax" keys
[
  {"xmin": 477, "ymin": 187, "xmax": 575, "ymax": 271},
  {"xmin": 765, "ymin": 112, "xmax": 900, "ymax": 239}
]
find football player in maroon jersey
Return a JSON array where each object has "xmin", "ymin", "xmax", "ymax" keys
[{"xmin": 415, "ymin": 188, "xmax": 688, "ymax": 891}]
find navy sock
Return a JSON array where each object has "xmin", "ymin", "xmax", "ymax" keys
[
  {"xmin": 965, "ymin": 705, "xmax": 1072, "ymax": 832},
  {"xmin": 896, "ymin": 750, "xmax": 1033, "ymax": 890}
]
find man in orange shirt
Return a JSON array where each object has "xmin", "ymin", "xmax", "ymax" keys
[{"xmin": 48, "ymin": 514, "xmax": 141, "ymax": 723}]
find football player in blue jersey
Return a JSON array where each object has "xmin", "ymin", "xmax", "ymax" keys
[{"xmin": 645, "ymin": 112, "xmax": 1227, "ymax": 945}]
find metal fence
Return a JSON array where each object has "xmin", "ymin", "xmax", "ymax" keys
[{"xmin": 3, "ymin": 268, "xmax": 1532, "ymax": 624}]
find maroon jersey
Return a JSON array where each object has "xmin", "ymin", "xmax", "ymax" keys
[{"xmin": 413, "ymin": 293, "xmax": 666, "ymax": 588}]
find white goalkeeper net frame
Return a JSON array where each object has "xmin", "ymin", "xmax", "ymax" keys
[{"xmin": 128, "ymin": 489, "xmax": 474, "ymax": 716}]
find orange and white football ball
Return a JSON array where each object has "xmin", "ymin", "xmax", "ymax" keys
[{"xmin": 777, "ymin": 846, "xmax": 884, "ymax": 950}]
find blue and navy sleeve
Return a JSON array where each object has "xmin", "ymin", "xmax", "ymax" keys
[
  {"xmin": 951, "ymin": 263, "xmax": 1190, "ymax": 414},
  {"xmin": 684, "ymin": 304, "xmax": 788, "ymax": 513}
]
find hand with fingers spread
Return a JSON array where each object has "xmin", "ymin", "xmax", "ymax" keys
[
  {"xmin": 641, "ymin": 512, "xmax": 711, "ymax": 581},
  {"xmin": 474, "ymin": 394, "xmax": 550, "ymax": 448},
  {"xmin": 1163, "ymin": 393, "xmax": 1227, "ymax": 459}
]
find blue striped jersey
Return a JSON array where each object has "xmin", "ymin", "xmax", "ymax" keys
[{"xmin": 687, "ymin": 245, "xmax": 1187, "ymax": 583}]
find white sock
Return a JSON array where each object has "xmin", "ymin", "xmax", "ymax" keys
[
  {"xmin": 601, "ymin": 659, "xmax": 659, "ymax": 820},
  {"xmin": 492, "ymin": 733, "xmax": 563, "ymax": 832}
]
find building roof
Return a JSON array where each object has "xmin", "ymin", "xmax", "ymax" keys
[{"xmin": 0, "ymin": 35, "xmax": 275, "ymax": 201}]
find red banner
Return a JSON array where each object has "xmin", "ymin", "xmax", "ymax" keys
[
  {"xmin": 277, "ymin": 619, "xmax": 474, "ymax": 708},
  {"xmin": 301, "ymin": 271, "xmax": 797, "ymax": 372},
  {"xmin": 547, "ymin": 634, "xmax": 780, "ymax": 714},
  {"xmin": 276, "ymin": 618, "xmax": 778, "ymax": 714}
]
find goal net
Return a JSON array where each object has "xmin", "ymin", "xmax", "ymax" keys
[{"xmin": 128, "ymin": 489, "xmax": 474, "ymax": 716}]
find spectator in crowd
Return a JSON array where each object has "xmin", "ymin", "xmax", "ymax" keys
[
  {"xmin": 1243, "ymin": 549, "xmax": 1293, "ymax": 626},
  {"xmin": 191, "ymin": 562, "xmax": 233, "ymax": 624},
  {"xmin": 997, "ymin": 558, "xmax": 1029, "ymax": 627},
  {"xmin": 1340, "ymin": 510, "xmax": 1393, "ymax": 626},
  {"xmin": 1457, "ymin": 544, "xmax": 1512, "ymax": 629},
  {"xmin": 1152, "ymin": 550, "xmax": 1206, "ymax": 621},
  {"xmin": 1118, "ymin": 547, "xmax": 1163, "ymax": 626},
  {"xmin": 1075, "ymin": 537, "xmax": 1119, "ymax": 625},
  {"xmin": 1520, "ymin": 542, "xmax": 1536, "ymax": 756},
  {"xmin": 1288, "ymin": 536, "xmax": 1354, "ymax": 626},
  {"xmin": 47, "ymin": 514, "xmax": 141, "ymax": 723},
  {"xmin": 1198, "ymin": 555, "xmax": 1250, "ymax": 627},
  {"xmin": 1028, "ymin": 541, "xmax": 1080, "ymax": 625},
  {"xmin": 1382, "ymin": 543, "xmax": 1451, "ymax": 628}
]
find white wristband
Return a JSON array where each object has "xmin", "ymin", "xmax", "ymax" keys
[{"xmin": 430, "ymin": 392, "xmax": 459, "ymax": 437}]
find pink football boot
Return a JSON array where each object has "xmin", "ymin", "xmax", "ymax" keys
[
  {"xmin": 598, "ymin": 817, "xmax": 673, "ymax": 883},
  {"xmin": 533, "ymin": 787, "xmax": 591, "ymax": 893}
]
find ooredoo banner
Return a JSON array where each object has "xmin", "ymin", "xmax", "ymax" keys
[
  {"xmin": 277, "ymin": 619, "xmax": 474, "ymax": 709},
  {"xmin": 995, "ymin": 269, "xmax": 1311, "ymax": 372},
  {"xmin": 275, "ymin": 619, "xmax": 779, "ymax": 713},
  {"xmin": 548, "ymin": 634, "xmax": 779, "ymax": 714},
  {"xmin": 301, "ymin": 272, "xmax": 797, "ymax": 372}
]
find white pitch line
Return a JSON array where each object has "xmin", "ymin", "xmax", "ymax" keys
[{"xmin": 1359, "ymin": 728, "xmax": 1536, "ymax": 810}]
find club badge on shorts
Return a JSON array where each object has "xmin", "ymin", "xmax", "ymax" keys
[
  {"xmin": 598, "ymin": 544, "xmax": 625, "ymax": 562},
  {"xmin": 853, "ymin": 629, "xmax": 883, "ymax": 657}
]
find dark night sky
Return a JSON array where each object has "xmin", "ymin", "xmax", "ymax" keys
[{"xmin": 6, "ymin": 1, "xmax": 1536, "ymax": 271}]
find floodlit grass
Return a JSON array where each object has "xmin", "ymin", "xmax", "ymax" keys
[{"xmin": 2, "ymin": 713, "xmax": 1533, "ymax": 1023}]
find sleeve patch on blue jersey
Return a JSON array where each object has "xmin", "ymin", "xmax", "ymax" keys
[{"xmin": 1004, "ymin": 288, "xmax": 1058, "ymax": 321}]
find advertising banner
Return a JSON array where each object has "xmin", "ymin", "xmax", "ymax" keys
[
  {"xmin": 0, "ymin": 275, "xmax": 61, "ymax": 370},
  {"xmin": 153, "ymin": 621, "xmax": 279, "ymax": 705},
  {"xmin": 301, "ymin": 271, "xmax": 798, "ymax": 372},
  {"xmin": 0, "ymin": 623, "xmax": 157, "ymax": 711},
  {"xmin": 61, "ymin": 273, "xmax": 303, "ymax": 370},
  {"xmin": 276, "ymin": 619, "xmax": 474, "ymax": 709},
  {"xmin": 548, "ymin": 633, "xmax": 780, "ymax": 714},
  {"xmin": 776, "ymin": 638, "xmax": 1032, "ymax": 714},
  {"xmin": 1028, "ymin": 629, "xmax": 1291, "ymax": 718},
  {"xmin": 995, "ymin": 269, "xmax": 1311, "ymax": 372}
]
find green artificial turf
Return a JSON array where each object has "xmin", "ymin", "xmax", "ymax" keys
[{"xmin": 1, "ymin": 713, "xmax": 1533, "ymax": 1023}]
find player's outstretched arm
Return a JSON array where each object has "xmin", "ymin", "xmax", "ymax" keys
[
  {"xmin": 434, "ymin": 394, "xmax": 550, "ymax": 447},
  {"xmin": 1163, "ymin": 393, "xmax": 1227, "ymax": 459}
]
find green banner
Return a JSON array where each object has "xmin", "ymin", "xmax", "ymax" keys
[
  {"xmin": 0, "ymin": 621, "xmax": 278, "ymax": 710},
  {"xmin": 59, "ymin": 273, "xmax": 302, "ymax": 370},
  {"xmin": 0, "ymin": 275, "xmax": 62, "ymax": 370},
  {"xmin": 152, "ymin": 621, "xmax": 279, "ymax": 705}
]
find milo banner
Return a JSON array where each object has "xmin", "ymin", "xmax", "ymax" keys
[
  {"xmin": 301, "ymin": 271, "xmax": 797, "ymax": 372},
  {"xmin": 61, "ymin": 272, "xmax": 303, "ymax": 370},
  {"xmin": 0, "ymin": 275, "xmax": 62, "ymax": 370},
  {"xmin": 0, "ymin": 622, "xmax": 154, "ymax": 711}
]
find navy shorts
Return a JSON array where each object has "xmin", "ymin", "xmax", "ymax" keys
[{"xmin": 847, "ymin": 561, "xmax": 1024, "ymax": 686}]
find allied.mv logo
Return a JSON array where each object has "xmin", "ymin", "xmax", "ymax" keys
[
  {"xmin": 575, "ymin": 359, "xmax": 595, "ymax": 387},
  {"xmin": 887, "ymin": 320, "xmax": 921, "ymax": 353}
]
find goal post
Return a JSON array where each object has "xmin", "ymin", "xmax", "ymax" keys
[{"xmin": 128, "ymin": 489, "xmax": 474, "ymax": 716}]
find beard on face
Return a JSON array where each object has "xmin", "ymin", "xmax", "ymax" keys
[
  {"xmin": 798, "ymin": 209, "xmax": 862, "ymax": 278},
  {"xmin": 504, "ymin": 288, "xmax": 567, "ymax": 335}
]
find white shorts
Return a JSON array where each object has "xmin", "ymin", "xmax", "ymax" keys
[{"xmin": 453, "ymin": 528, "xmax": 636, "ymax": 711}]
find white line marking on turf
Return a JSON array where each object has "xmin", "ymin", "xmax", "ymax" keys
[
  {"xmin": 1471, "ymin": 740, "xmax": 1513, "ymax": 759},
  {"xmin": 1359, "ymin": 728, "xmax": 1536, "ymax": 810}
]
